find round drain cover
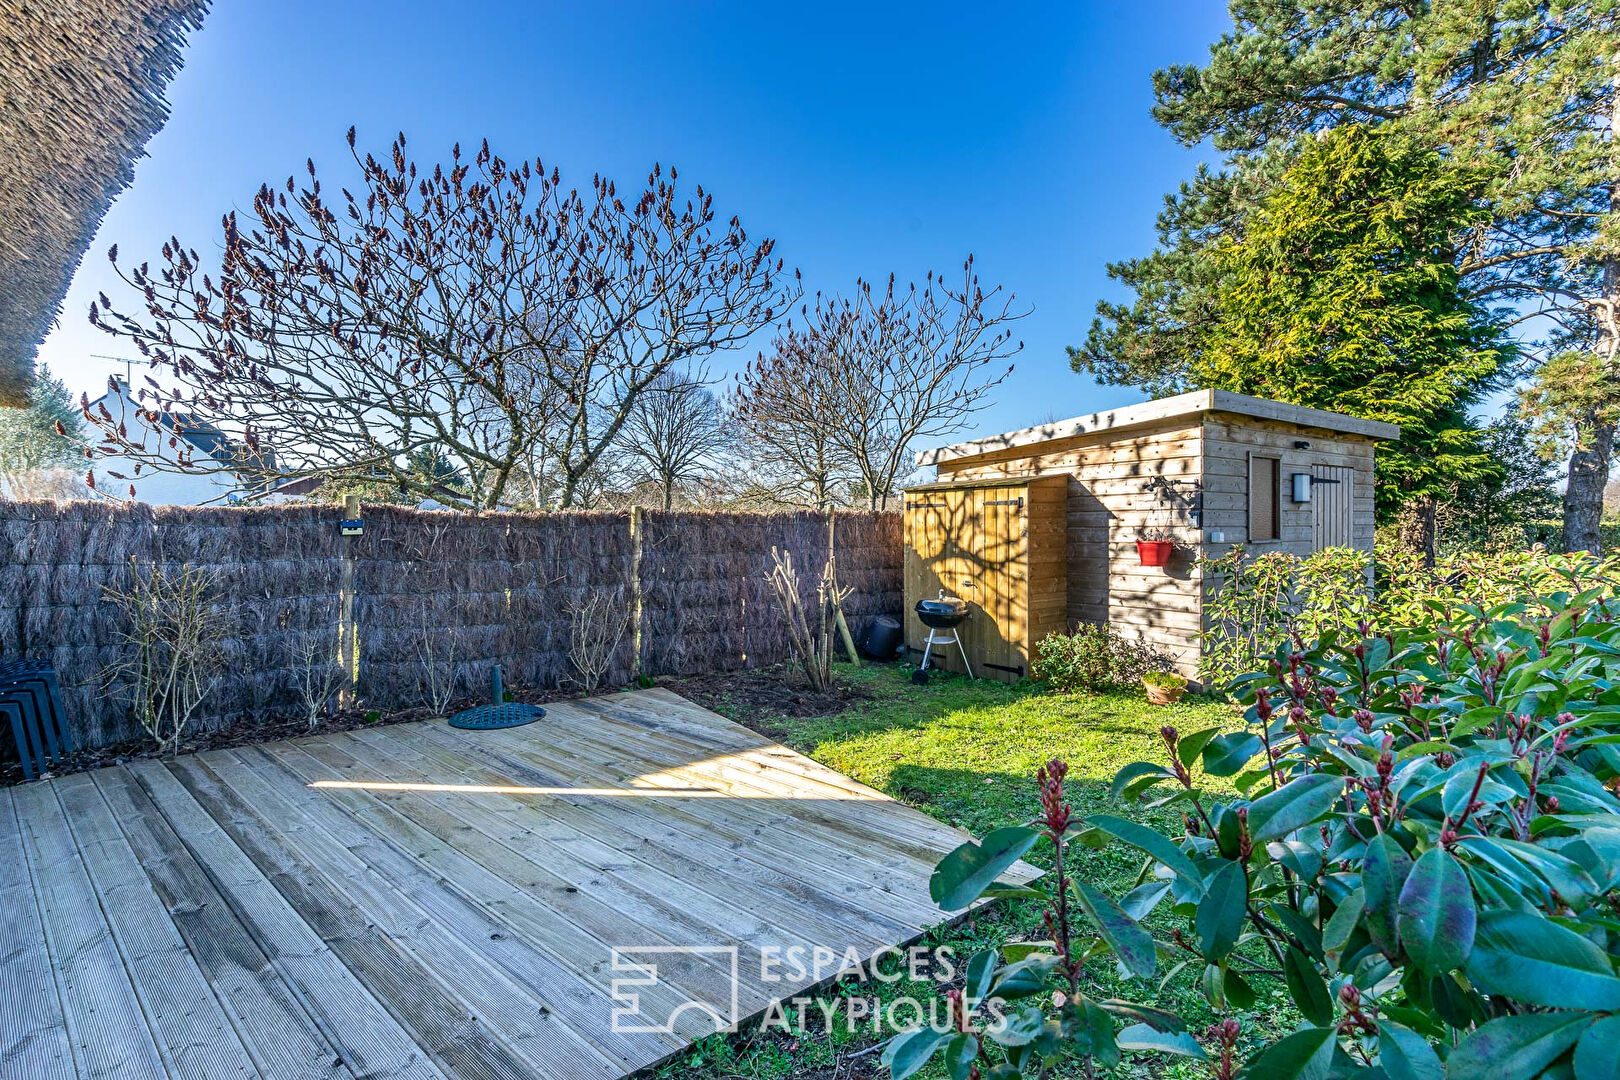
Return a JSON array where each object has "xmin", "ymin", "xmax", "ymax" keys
[{"xmin": 447, "ymin": 703, "xmax": 547, "ymax": 730}]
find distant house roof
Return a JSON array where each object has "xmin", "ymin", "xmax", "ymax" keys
[
  {"xmin": 0, "ymin": 0, "xmax": 211, "ymax": 407},
  {"xmin": 917, "ymin": 389, "xmax": 1402, "ymax": 467},
  {"xmin": 88, "ymin": 375, "xmax": 269, "ymax": 473}
]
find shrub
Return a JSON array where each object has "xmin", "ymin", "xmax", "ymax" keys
[
  {"xmin": 906, "ymin": 551, "xmax": 1620, "ymax": 1079},
  {"xmin": 1032, "ymin": 623, "xmax": 1169, "ymax": 693},
  {"xmin": 1200, "ymin": 544, "xmax": 1620, "ymax": 691},
  {"xmin": 101, "ymin": 559, "xmax": 227, "ymax": 755}
]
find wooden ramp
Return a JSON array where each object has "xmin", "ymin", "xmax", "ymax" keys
[{"xmin": 3, "ymin": 687, "xmax": 1034, "ymax": 1080}]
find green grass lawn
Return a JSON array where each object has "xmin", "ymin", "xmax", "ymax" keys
[{"xmin": 656, "ymin": 663, "xmax": 1293, "ymax": 1080}]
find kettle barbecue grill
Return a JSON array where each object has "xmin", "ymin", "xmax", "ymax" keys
[{"xmin": 913, "ymin": 591, "xmax": 974, "ymax": 683}]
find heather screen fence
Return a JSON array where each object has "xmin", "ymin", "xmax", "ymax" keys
[{"xmin": 0, "ymin": 501, "xmax": 902, "ymax": 749}]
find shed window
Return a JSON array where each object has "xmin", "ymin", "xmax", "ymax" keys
[{"xmin": 1249, "ymin": 456, "xmax": 1280, "ymax": 541}]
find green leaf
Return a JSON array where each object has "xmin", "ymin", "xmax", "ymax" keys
[
  {"xmin": 1465, "ymin": 911, "xmax": 1620, "ymax": 1011},
  {"xmin": 1574, "ymin": 1015, "xmax": 1620, "ymax": 1080},
  {"xmin": 989, "ymin": 956, "xmax": 1054, "ymax": 1000},
  {"xmin": 963, "ymin": 950, "xmax": 997, "ymax": 1005},
  {"xmin": 1395, "ymin": 848, "xmax": 1475, "ymax": 972},
  {"xmin": 942, "ymin": 1034, "xmax": 978, "ymax": 1080},
  {"xmin": 1079, "ymin": 998, "xmax": 1119, "ymax": 1067},
  {"xmin": 1112, "ymin": 761, "xmax": 1174, "ymax": 800},
  {"xmin": 1363, "ymin": 834, "xmax": 1412, "ymax": 958},
  {"xmin": 1120, "ymin": 881, "xmax": 1173, "ymax": 921},
  {"xmin": 1116, "ymin": 1022, "xmax": 1208, "ymax": 1060},
  {"xmin": 1178, "ymin": 726, "xmax": 1223, "ymax": 766},
  {"xmin": 881, "ymin": 1026, "xmax": 953, "ymax": 1080},
  {"xmin": 1268, "ymin": 902, "xmax": 1324, "ymax": 960},
  {"xmin": 1097, "ymin": 998, "xmax": 1185, "ymax": 1032},
  {"xmin": 1378, "ymin": 1020, "xmax": 1443, "ymax": 1080},
  {"xmin": 1282, "ymin": 946, "xmax": 1333, "ymax": 1025},
  {"xmin": 1442, "ymin": 767, "xmax": 1514, "ymax": 818},
  {"xmin": 1322, "ymin": 888, "xmax": 1364, "ymax": 962},
  {"xmin": 1196, "ymin": 861, "xmax": 1248, "ymax": 962},
  {"xmin": 1073, "ymin": 880, "xmax": 1157, "ymax": 980},
  {"xmin": 930, "ymin": 827, "xmax": 1039, "ymax": 911},
  {"xmin": 1223, "ymin": 966, "xmax": 1257, "ymax": 1009},
  {"xmin": 1448, "ymin": 1012, "xmax": 1593, "ymax": 1080},
  {"xmin": 1247, "ymin": 773, "xmax": 1344, "ymax": 843},
  {"xmin": 1203, "ymin": 732, "xmax": 1265, "ymax": 777},
  {"xmin": 1087, "ymin": 813, "xmax": 1204, "ymax": 887},
  {"xmin": 1489, "ymin": 837, "xmax": 1600, "ymax": 905},
  {"xmin": 1000, "ymin": 940, "xmax": 1054, "ymax": 963},
  {"xmin": 986, "ymin": 1005, "xmax": 1045, "ymax": 1047},
  {"xmin": 1234, "ymin": 1026, "xmax": 1336, "ymax": 1080}
]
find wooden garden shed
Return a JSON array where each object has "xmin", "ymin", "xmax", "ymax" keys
[{"xmin": 905, "ymin": 389, "xmax": 1399, "ymax": 683}]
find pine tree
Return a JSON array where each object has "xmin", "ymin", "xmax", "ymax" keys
[
  {"xmin": 0, "ymin": 365, "xmax": 86, "ymax": 489},
  {"xmin": 1080, "ymin": 0, "xmax": 1619, "ymax": 551},
  {"xmin": 1195, "ymin": 126, "xmax": 1510, "ymax": 550}
]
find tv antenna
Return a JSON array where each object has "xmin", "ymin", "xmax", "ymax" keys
[{"xmin": 91, "ymin": 354, "xmax": 139, "ymax": 385}]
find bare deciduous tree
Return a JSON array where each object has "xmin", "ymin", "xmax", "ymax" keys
[
  {"xmin": 807, "ymin": 257, "xmax": 1024, "ymax": 509},
  {"xmin": 295, "ymin": 636, "xmax": 343, "ymax": 729},
  {"xmin": 729, "ymin": 330, "xmax": 858, "ymax": 508},
  {"xmin": 565, "ymin": 586, "xmax": 632, "ymax": 693},
  {"xmin": 734, "ymin": 257, "xmax": 1024, "ymax": 510},
  {"xmin": 763, "ymin": 547, "xmax": 850, "ymax": 692},
  {"xmin": 619, "ymin": 370, "xmax": 728, "ymax": 509},
  {"xmin": 86, "ymin": 131, "xmax": 795, "ymax": 509},
  {"xmin": 101, "ymin": 560, "xmax": 226, "ymax": 755},
  {"xmin": 415, "ymin": 601, "xmax": 462, "ymax": 716}
]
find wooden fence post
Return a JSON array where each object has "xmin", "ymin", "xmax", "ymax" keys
[
  {"xmin": 828, "ymin": 509, "xmax": 861, "ymax": 666},
  {"xmin": 629, "ymin": 505, "xmax": 644, "ymax": 681},
  {"xmin": 338, "ymin": 494, "xmax": 359, "ymax": 709}
]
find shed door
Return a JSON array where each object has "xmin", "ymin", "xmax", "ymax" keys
[
  {"xmin": 1311, "ymin": 466, "xmax": 1356, "ymax": 550},
  {"xmin": 903, "ymin": 484, "xmax": 1024, "ymax": 678}
]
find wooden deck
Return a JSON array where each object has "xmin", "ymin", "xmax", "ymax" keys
[{"xmin": 3, "ymin": 687, "xmax": 1026, "ymax": 1080}]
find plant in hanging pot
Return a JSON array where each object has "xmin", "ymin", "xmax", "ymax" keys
[
  {"xmin": 1135, "ymin": 527, "xmax": 1175, "ymax": 567},
  {"xmin": 1141, "ymin": 668, "xmax": 1187, "ymax": 705}
]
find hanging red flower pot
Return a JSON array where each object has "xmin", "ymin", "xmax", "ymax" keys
[{"xmin": 1136, "ymin": 539, "xmax": 1173, "ymax": 567}]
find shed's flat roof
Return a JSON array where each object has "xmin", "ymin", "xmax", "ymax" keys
[{"xmin": 917, "ymin": 389, "xmax": 1400, "ymax": 466}]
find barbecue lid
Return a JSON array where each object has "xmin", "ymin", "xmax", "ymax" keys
[{"xmin": 914, "ymin": 593, "xmax": 970, "ymax": 617}]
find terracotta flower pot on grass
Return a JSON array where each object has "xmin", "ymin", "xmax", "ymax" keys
[{"xmin": 1142, "ymin": 672, "xmax": 1188, "ymax": 706}]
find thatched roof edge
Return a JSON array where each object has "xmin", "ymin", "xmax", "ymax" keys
[{"xmin": 0, "ymin": 0, "xmax": 212, "ymax": 407}]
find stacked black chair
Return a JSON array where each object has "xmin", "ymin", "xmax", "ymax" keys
[{"xmin": 1, "ymin": 661, "xmax": 73, "ymax": 780}]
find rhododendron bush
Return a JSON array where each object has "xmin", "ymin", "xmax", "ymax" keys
[{"xmin": 901, "ymin": 554, "xmax": 1620, "ymax": 1079}]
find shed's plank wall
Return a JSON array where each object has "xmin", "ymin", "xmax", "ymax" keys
[
  {"xmin": 935, "ymin": 412, "xmax": 1382, "ymax": 681},
  {"xmin": 937, "ymin": 421, "xmax": 1205, "ymax": 674},
  {"xmin": 1200, "ymin": 415, "xmax": 1377, "ymax": 556}
]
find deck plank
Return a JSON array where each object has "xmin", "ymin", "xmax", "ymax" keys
[
  {"xmin": 202, "ymin": 746, "xmax": 628, "ymax": 1080},
  {"xmin": 52, "ymin": 772, "xmax": 258, "ymax": 1080},
  {"xmin": 11, "ymin": 779, "xmax": 169, "ymax": 1080},
  {"xmin": 432, "ymin": 718, "xmax": 956, "ymax": 925},
  {"xmin": 258, "ymin": 737, "xmax": 734, "ymax": 1044},
  {"xmin": 318, "ymin": 729, "xmax": 831, "ymax": 959},
  {"xmin": 418, "ymin": 722, "xmax": 931, "ymax": 938},
  {"xmin": 11, "ymin": 689, "xmax": 1035, "ymax": 1080},
  {"xmin": 0, "ymin": 787, "xmax": 75, "ymax": 1080},
  {"xmin": 338, "ymin": 724, "xmax": 894, "ymax": 951},
  {"xmin": 126, "ymin": 760, "xmax": 447, "ymax": 1080},
  {"xmin": 163, "ymin": 753, "xmax": 542, "ymax": 1080},
  {"xmin": 562, "ymin": 697, "xmax": 988, "ymax": 861},
  {"xmin": 89, "ymin": 766, "xmax": 354, "ymax": 1080}
]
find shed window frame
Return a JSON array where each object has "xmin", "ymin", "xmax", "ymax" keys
[{"xmin": 1248, "ymin": 453, "xmax": 1281, "ymax": 542}]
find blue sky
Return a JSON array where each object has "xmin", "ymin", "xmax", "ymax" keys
[{"xmin": 41, "ymin": 1, "xmax": 1234, "ymax": 443}]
